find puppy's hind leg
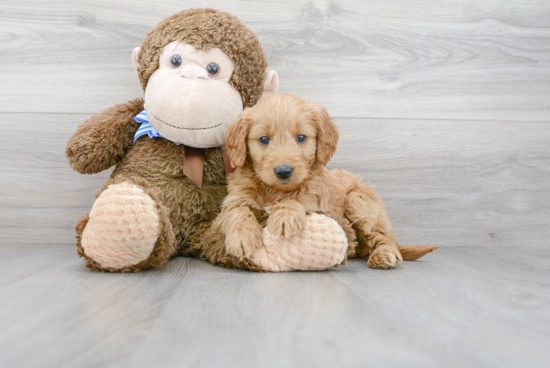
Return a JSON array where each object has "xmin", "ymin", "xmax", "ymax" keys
[{"xmin": 344, "ymin": 185, "xmax": 403, "ymax": 269}]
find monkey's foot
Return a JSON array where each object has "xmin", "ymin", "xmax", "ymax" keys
[
  {"xmin": 249, "ymin": 213, "xmax": 348, "ymax": 272},
  {"xmin": 76, "ymin": 177, "xmax": 176, "ymax": 272}
]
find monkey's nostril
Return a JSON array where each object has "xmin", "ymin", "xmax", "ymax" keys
[{"xmin": 274, "ymin": 165, "xmax": 293, "ymax": 180}]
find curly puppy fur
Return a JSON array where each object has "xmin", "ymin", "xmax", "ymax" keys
[
  {"xmin": 66, "ymin": 8, "xmax": 270, "ymax": 272},
  {"xmin": 194, "ymin": 94, "xmax": 437, "ymax": 270}
]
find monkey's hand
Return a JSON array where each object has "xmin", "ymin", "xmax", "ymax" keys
[
  {"xmin": 223, "ymin": 206, "xmax": 264, "ymax": 260},
  {"xmin": 266, "ymin": 200, "xmax": 307, "ymax": 239},
  {"xmin": 66, "ymin": 98, "xmax": 143, "ymax": 174}
]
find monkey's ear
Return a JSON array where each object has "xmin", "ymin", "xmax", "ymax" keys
[
  {"xmin": 314, "ymin": 104, "xmax": 339, "ymax": 165},
  {"xmin": 132, "ymin": 47, "xmax": 141, "ymax": 75},
  {"xmin": 225, "ymin": 111, "xmax": 250, "ymax": 168},
  {"xmin": 257, "ymin": 70, "xmax": 279, "ymax": 103}
]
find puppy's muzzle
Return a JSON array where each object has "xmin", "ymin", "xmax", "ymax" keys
[{"xmin": 274, "ymin": 165, "xmax": 293, "ymax": 180}]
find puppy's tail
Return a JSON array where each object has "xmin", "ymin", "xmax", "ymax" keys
[{"xmin": 398, "ymin": 245, "xmax": 439, "ymax": 261}]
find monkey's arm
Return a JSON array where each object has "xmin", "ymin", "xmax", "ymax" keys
[{"xmin": 65, "ymin": 98, "xmax": 144, "ymax": 174}]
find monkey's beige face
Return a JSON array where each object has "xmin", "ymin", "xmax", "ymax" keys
[
  {"xmin": 246, "ymin": 101, "xmax": 319, "ymax": 191},
  {"xmin": 139, "ymin": 41, "xmax": 243, "ymax": 148}
]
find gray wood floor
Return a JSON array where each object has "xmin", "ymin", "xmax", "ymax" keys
[
  {"xmin": 1, "ymin": 1, "xmax": 550, "ymax": 367},
  {"xmin": 1, "ymin": 246, "xmax": 549, "ymax": 368}
]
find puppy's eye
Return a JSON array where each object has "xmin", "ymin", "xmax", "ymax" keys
[
  {"xmin": 170, "ymin": 54, "xmax": 183, "ymax": 68},
  {"xmin": 259, "ymin": 136, "xmax": 270, "ymax": 145},
  {"xmin": 206, "ymin": 62, "xmax": 220, "ymax": 76},
  {"xmin": 296, "ymin": 134, "xmax": 307, "ymax": 143}
]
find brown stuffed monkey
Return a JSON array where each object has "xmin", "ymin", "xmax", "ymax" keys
[
  {"xmin": 66, "ymin": 8, "xmax": 435, "ymax": 273},
  {"xmin": 66, "ymin": 8, "xmax": 356, "ymax": 272}
]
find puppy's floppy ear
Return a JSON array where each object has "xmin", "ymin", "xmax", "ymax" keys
[
  {"xmin": 225, "ymin": 110, "xmax": 250, "ymax": 168},
  {"xmin": 313, "ymin": 104, "xmax": 339, "ymax": 165}
]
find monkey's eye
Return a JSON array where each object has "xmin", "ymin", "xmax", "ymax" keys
[
  {"xmin": 206, "ymin": 62, "xmax": 220, "ymax": 76},
  {"xmin": 296, "ymin": 135, "xmax": 307, "ymax": 143},
  {"xmin": 259, "ymin": 136, "xmax": 270, "ymax": 145},
  {"xmin": 170, "ymin": 54, "xmax": 182, "ymax": 68}
]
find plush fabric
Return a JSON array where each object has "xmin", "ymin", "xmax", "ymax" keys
[
  {"xmin": 66, "ymin": 99, "xmax": 144, "ymax": 175},
  {"xmin": 142, "ymin": 42, "xmax": 243, "ymax": 148},
  {"xmin": 153, "ymin": 41, "xmax": 236, "ymax": 83},
  {"xmin": 250, "ymin": 214, "xmax": 348, "ymax": 272},
  {"xmin": 75, "ymin": 176, "xmax": 177, "ymax": 273},
  {"xmin": 81, "ymin": 182, "xmax": 160, "ymax": 269},
  {"xmin": 136, "ymin": 8, "xmax": 268, "ymax": 108}
]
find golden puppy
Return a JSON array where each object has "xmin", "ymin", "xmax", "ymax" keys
[{"xmin": 191, "ymin": 93, "xmax": 436, "ymax": 270}]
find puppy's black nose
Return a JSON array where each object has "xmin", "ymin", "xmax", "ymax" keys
[{"xmin": 275, "ymin": 165, "xmax": 293, "ymax": 180}]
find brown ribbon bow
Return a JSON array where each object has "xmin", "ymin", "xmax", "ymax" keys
[{"xmin": 183, "ymin": 146, "xmax": 235, "ymax": 188}]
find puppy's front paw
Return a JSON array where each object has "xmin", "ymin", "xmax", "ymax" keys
[
  {"xmin": 225, "ymin": 224, "xmax": 263, "ymax": 260},
  {"xmin": 368, "ymin": 246, "xmax": 403, "ymax": 269},
  {"xmin": 266, "ymin": 201, "xmax": 307, "ymax": 239}
]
